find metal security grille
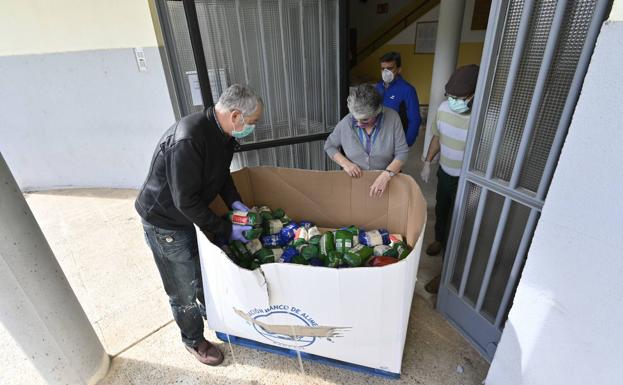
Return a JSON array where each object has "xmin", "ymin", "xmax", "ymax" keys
[
  {"xmin": 438, "ymin": 0, "xmax": 610, "ymax": 361},
  {"xmin": 155, "ymin": 0, "xmax": 343, "ymax": 170}
]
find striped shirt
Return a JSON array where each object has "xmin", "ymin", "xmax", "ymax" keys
[{"xmin": 431, "ymin": 101, "xmax": 472, "ymax": 176}]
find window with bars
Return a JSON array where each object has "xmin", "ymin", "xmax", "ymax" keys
[{"xmin": 157, "ymin": 0, "xmax": 345, "ymax": 171}]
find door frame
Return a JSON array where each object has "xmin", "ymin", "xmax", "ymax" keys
[{"xmin": 437, "ymin": 0, "xmax": 612, "ymax": 361}]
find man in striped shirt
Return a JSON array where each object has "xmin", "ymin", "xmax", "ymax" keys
[{"xmin": 420, "ymin": 65, "xmax": 479, "ymax": 293}]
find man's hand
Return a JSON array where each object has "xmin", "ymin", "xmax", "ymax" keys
[
  {"xmin": 420, "ymin": 161, "xmax": 431, "ymax": 183},
  {"xmin": 230, "ymin": 224, "xmax": 252, "ymax": 243},
  {"xmin": 343, "ymin": 161, "xmax": 363, "ymax": 178},
  {"xmin": 369, "ymin": 172, "xmax": 391, "ymax": 198},
  {"xmin": 232, "ymin": 200, "xmax": 250, "ymax": 212}
]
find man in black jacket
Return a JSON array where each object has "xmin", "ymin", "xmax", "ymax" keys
[{"xmin": 136, "ymin": 84, "xmax": 263, "ymax": 366}]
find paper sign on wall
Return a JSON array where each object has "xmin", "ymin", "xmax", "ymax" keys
[{"xmin": 186, "ymin": 71, "xmax": 203, "ymax": 106}]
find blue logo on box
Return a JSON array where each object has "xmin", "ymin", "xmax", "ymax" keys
[
  {"xmin": 234, "ymin": 305, "xmax": 350, "ymax": 349},
  {"xmin": 253, "ymin": 310, "xmax": 316, "ymax": 347}
]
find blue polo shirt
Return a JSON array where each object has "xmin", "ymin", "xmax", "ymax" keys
[{"xmin": 375, "ymin": 76, "xmax": 421, "ymax": 146}]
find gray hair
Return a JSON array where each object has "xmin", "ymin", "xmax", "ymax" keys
[
  {"xmin": 347, "ymin": 84, "xmax": 382, "ymax": 120},
  {"xmin": 215, "ymin": 84, "xmax": 263, "ymax": 116}
]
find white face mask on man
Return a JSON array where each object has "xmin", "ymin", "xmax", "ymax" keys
[{"xmin": 382, "ymin": 68, "xmax": 395, "ymax": 84}]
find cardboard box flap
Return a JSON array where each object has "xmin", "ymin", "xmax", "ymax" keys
[
  {"xmin": 209, "ymin": 167, "xmax": 254, "ymax": 217},
  {"xmin": 248, "ymin": 167, "xmax": 353, "ymax": 228},
  {"xmin": 350, "ymin": 174, "xmax": 390, "ymax": 231},
  {"xmin": 210, "ymin": 167, "xmax": 426, "ymax": 247}
]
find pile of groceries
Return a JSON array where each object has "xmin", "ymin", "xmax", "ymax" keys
[{"xmin": 220, "ymin": 205, "xmax": 412, "ymax": 270}]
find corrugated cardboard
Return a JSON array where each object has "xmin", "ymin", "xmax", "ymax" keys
[{"xmin": 199, "ymin": 167, "xmax": 426, "ymax": 374}]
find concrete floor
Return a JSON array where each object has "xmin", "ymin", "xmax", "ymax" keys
[{"xmin": 2, "ymin": 133, "xmax": 489, "ymax": 384}]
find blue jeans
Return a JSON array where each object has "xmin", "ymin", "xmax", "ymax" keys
[{"xmin": 142, "ymin": 220, "xmax": 206, "ymax": 348}]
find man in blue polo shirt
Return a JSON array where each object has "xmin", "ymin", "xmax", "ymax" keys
[{"xmin": 375, "ymin": 52, "xmax": 422, "ymax": 147}]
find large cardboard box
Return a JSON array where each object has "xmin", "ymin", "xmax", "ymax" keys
[{"xmin": 198, "ymin": 167, "xmax": 426, "ymax": 375}]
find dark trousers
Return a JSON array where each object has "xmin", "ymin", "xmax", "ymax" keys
[
  {"xmin": 142, "ymin": 220, "xmax": 206, "ymax": 347},
  {"xmin": 434, "ymin": 167, "xmax": 460, "ymax": 247}
]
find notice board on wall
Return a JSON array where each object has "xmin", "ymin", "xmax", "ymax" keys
[{"xmin": 414, "ymin": 21, "xmax": 437, "ymax": 54}]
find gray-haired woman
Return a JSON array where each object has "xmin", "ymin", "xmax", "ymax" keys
[{"xmin": 324, "ymin": 84, "xmax": 409, "ymax": 197}]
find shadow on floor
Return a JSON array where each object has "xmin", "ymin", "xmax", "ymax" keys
[
  {"xmin": 100, "ymin": 296, "xmax": 488, "ymax": 385},
  {"xmin": 25, "ymin": 188, "xmax": 138, "ymax": 200},
  {"xmin": 101, "ymin": 356, "xmax": 262, "ymax": 385}
]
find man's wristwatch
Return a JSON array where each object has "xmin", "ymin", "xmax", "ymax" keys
[{"xmin": 385, "ymin": 169, "xmax": 396, "ymax": 177}]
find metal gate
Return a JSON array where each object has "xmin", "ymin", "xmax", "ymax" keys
[
  {"xmin": 437, "ymin": 0, "xmax": 610, "ymax": 361},
  {"xmin": 153, "ymin": 0, "xmax": 348, "ymax": 170}
]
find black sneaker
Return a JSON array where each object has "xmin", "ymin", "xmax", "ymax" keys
[
  {"xmin": 185, "ymin": 340, "xmax": 224, "ymax": 366},
  {"xmin": 425, "ymin": 275, "xmax": 441, "ymax": 294},
  {"xmin": 426, "ymin": 241, "xmax": 443, "ymax": 256}
]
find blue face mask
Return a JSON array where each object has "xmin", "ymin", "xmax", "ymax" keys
[
  {"xmin": 231, "ymin": 114, "xmax": 255, "ymax": 139},
  {"xmin": 448, "ymin": 96, "xmax": 471, "ymax": 113}
]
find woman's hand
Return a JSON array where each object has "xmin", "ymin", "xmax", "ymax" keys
[
  {"xmin": 343, "ymin": 161, "xmax": 363, "ymax": 178},
  {"xmin": 370, "ymin": 171, "xmax": 391, "ymax": 198}
]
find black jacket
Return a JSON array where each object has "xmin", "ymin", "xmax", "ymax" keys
[{"xmin": 135, "ymin": 107, "xmax": 240, "ymax": 239}]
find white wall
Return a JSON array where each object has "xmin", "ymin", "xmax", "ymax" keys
[
  {"xmin": 486, "ymin": 18, "xmax": 623, "ymax": 385},
  {"xmin": 0, "ymin": 47, "xmax": 175, "ymax": 190},
  {"xmin": 611, "ymin": 0, "xmax": 623, "ymax": 20},
  {"xmin": 0, "ymin": 0, "xmax": 158, "ymax": 56},
  {"xmin": 389, "ymin": 0, "xmax": 486, "ymax": 45},
  {"xmin": 0, "ymin": 1, "xmax": 175, "ymax": 190}
]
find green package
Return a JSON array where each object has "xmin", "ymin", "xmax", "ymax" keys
[
  {"xmin": 263, "ymin": 219, "xmax": 283, "ymax": 235},
  {"xmin": 345, "ymin": 225, "xmax": 360, "ymax": 236},
  {"xmin": 231, "ymin": 240, "xmax": 251, "ymax": 260},
  {"xmin": 300, "ymin": 244, "xmax": 320, "ymax": 261},
  {"xmin": 221, "ymin": 245, "xmax": 239, "ymax": 264},
  {"xmin": 393, "ymin": 241, "xmax": 411, "ymax": 260},
  {"xmin": 335, "ymin": 230, "xmax": 354, "ymax": 253},
  {"xmin": 319, "ymin": 231, "xmax": 335, "ymax": 255},
  {"xmin": 236, "ymin": 256, "xmax": 259, "ymax": 270},
  {"xmin": 256, "ymin": 247, "xmax": 284, "ymax": 264},
  {"xmin": 247, "ymin": 207, "xmax": 263, "ymax": 225},
  {"xmin": 245, "ymin": 239, "xmax": 263, "ymax": 255},
  {"xmin": 292, "ymin": 238, "xmax": 307, "ymax": 247},
  {"xmin": 326, "ymin": 250, "xmax": 344, "ymax": 268},
  {"xmin": 244, "ymin": 227, "xmax": 263, "ymax": 240},
  {"xmin": 309, "ymin": 235, "xmax": 321, "ymax": 247},
  {"xmin": 373, "ymin": 245, "xmax": 398, "ymax": 258},
  {"xmin": 237, "ymin": 258, "xmax": 251, "ymax": 269},
  {"xmin": 228, "ymin": 210, "xmax": 259, "ymax": 226},
  {"xmin": 318, "ymin": 253, "xmax": 328, "ymax": 265},
  {"xmin": 307, "ymin": 226, "xmax": 321, "ymax": 239},
  {"xmin": 346, "ymin": 226, "xmax": 361, "ymax": 246},
  {"xmin": 272, "ymin": 208, "xmax": 285, "ymax": 219},
  {"xmin": 258, "ymin": 206, "xmax": 273, "ymax": 222},
  {"xmin": 307, "ymin": 226, "xmax": 321, "ymax": 247},
  {"xmin": 344, "ymin": 244, "xmax": 374, "ymax": 267},
  {"xmin": 280, "ymin": 214, "xmax": 292, "ymax": 225},
  {"xmin": 293, "ymin": 254, "xmax": 309, "ymax": 265}
]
